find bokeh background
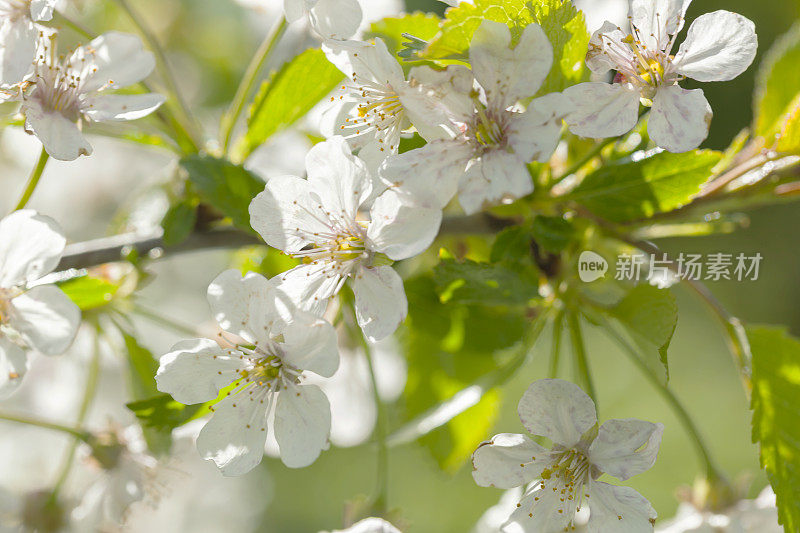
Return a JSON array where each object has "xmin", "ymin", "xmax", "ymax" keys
[{"xmin": 0, "ymin": 0, "xmax": 799, "ymax": 531}]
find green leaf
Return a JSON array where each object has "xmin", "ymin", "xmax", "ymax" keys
[
  {"xmin": 126, "ymin": 394, "xmax": 206, "ymax": 432},
  {"xmin": 237, "ymin": 48, "xmax": 344, "ymax": 159},
  {"xmin": 776, "ymin": 97, "xmax": 800, "ymax": 153},
  {"xmin": 609, "ymin": 285, "xmax": 678, "ymax": 380},
  {"xmin": 161, "ymin": 201, "xmax": 197, "ymax": 246},
  {"xmin": 422, "ymin": 0, "xmax": 589, "ymax": 95},
  {"xmin": 490, "ymin": 225, "xmax": 533, "ymax": 263},
  {"xmin": 180, "ymin": 155, "xmax": 264, "ymax": 231},
  {"xmin": 748, "ymin": 325, "xmax": 800, "ymax": 532},
  {"xmin": 58, "ymin": 276, "xmax": 120, "ymax": 311},
  {"xmin": 367, "ymin": 12, "xmax": 442, "ymax": 55},
  {"xmin": 531, "ymin": 215, "xmax": 575, "ymax": 253},
  {"xmin": 754, "ymin": 22, "xmax": 800, "ymax": 138},
  {"xmin": 569, "ymin": 150, "xmax": 722, "ymax": 223},
  {"xmin": 434, "ymin": 257, "xmax": 539, "ymax": 306}
]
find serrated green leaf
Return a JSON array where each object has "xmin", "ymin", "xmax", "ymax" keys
[
  {"xmin": 532, "ymin": 215, "xmax": 575, "ymax": 253},
  {"xmin": 754, "ymin": 22, "xmax": 800, "ymax": 138},
  {"xmin": 161, "ymin": 201, "xmax": 197, "ymax": 246},
  {"xmin": 422, "ymin": 0, "xmax": 589, "ymax": 94},
  {"xmin": 237, "ymin": 48, "xmax": 343, "ymax": 159},
  {"xmin": 58, "ymin": 276, "xmax": 120, "ymax": 311},
  {"xmin": 569, "ymin": 150, "xmax": 722, "ymax": 223},
  {"xmin": 434, "ymin": 257, "xmax": 539, "ymax": 306},
  {"xmin": 180, "ymin": 155, "xmax": 263, "ymax": 232},
  {"xmin": 748, "ymin": 325, "xmax": 800, "ymax": 532},
  {"xmin": 367, "ymin": 12, "xmax": 442, "ymax": 55}
]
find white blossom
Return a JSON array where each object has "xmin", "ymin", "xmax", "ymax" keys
[
  {"xmin": 472, "ymin": 379, "xmax": 663, "ymax": 532},
  {"xmin": 379, "ymin": 20, "xmax": 571, "ymax": 215},
  {"xmin": 0, "ymin": 209, "xmax": 80, "ymax": 399},
  {"xmin": 249, "ymin": 136, "xmax": 441, "ymax": 342},
  {"xmin": 323, "ymin": 517, "xmax": 402, "ymax": 533},
  {"xmin": 284, "ymin": 0, "xmax": 362, "ymax": 40},
  {"xmin": 564, "ymin": 0, "xmax": 757, "ymax": 152},
  {"xmin": 155, "ymin": 269, "xmax": 340, "ymax": 475},
  {"xmin": 0, "ymin": 0, "xmax": 56, "ymax": 85},
  {"xmin": 19, "ymin": 31, "xmax": 165, "ymax": 161}
]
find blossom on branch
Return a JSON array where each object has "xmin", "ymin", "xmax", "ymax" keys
[
  {"xmin": 155, "ymin": 270, "xmax": 340, "ymax": 475},
  {"xmin": 472, "ymin": 379, "xmax": 663, "ymax": 532}
]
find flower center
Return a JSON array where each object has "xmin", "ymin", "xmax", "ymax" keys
[
  {"xmin": 468, "ymin": 100, "xmax": 508, "ymax": 150},
  {"xmin": 337, "ymin": 76, "xmax": 404, "ymax": 153},
  {"xmin": 0, "ymin": 287, "xmax": 20, "ymax": 325},
  {"xmin": 27, "ymin": 36, "xmax": 89, "ymax": 121},
  {"xmin": 0, "ymin": 0, "xmax": 31, "ymax": 21}
]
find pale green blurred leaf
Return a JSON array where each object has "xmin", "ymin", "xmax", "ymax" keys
[
  {"xmin": 754, "ymin": 21, "xmax": 800, "ymax": 138},
  {"xmin": 59, "ymin": 276, "xmax": 120, "ymax": 311},
  {"xmin": 367, "ymin": 12, "xmax": 441, "ymax": 56}
]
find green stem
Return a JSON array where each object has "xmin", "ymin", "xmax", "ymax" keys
[
  {"xmin": 567, "ymin": 311, "xmax": 597, "ymax": 406},
  {"xmin": 114, "ymin": 0, "xmax": 202, "ymax": 150},
  {"xmin": 553, "ymin": 138, "xmax": 616, "ymax": 185},
  {"xmin": 600, "ymin": 317, "xmax": 723, "ymax": 480},
  {"xmin": 0, "ymin": 412, "xmax": 90, "ymax": 442},
  {"xmin": 14, "ymin": 147, "xmax": 49, "ymax": 211},
  {"xmin": 51, "ymin": 11, "xmax": 93, "ymax": 38},
  {"xmin": 361, "ymin": 333, "xmax": 389, "ymax": 513},
  {"xmin": 220, "ymin": 17, "xmax": 287, "ymax": 156},
  {"xmin": 549, "ymin": 309, "xmax": 564, "ymax": 379},
  {"xmin": 132, "ymin": 303, "xmax": 199, "ymax": 337}
]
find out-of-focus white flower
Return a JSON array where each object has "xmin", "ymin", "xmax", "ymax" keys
[
  {"xmin": 0, "ymin": 209, "xmax": 80, "ymax": 399},
  {"xmin": 323, "ymin": 517, "xmax": 402, "ymax": 533},
  {"xmin": 564, "ymin": 0, "xmax": 757, "ymax": 153},
  {"xmin": 19, "ymin": 31, "xmax": 165, "ymax": 160},
  {"xmin": 249, "ymin": 137, "xmax": 441, "ymax": 342},
  {"xmin": 380, "ymin": 20, "xmax": 571, "ymax": 215},
  {"xmin": 156, "ymin": 270, "xmax": 339, "ymax": 475},
  {"xmin": 573, "ymin": 0, "xmax": 628, "ymax": 32},
  {"xmin": 656, "ymin": 486, "xmax": 782, "ymax": 533},
  {"xmin": 71, "ymin": 425, "xmax": 158, "ymax": 529},
  {"xmin": 0, "ymin": 0, "xmax": 56, "ymax": 85},
  {"xmin": 472, "ymin": 379, "xmax": 662, "ymax": 532},
  {"xmin": 284, "ymin": 0, "xmax": 362, "ymax": 40}
]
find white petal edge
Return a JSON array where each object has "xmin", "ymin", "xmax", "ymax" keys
[
  {"xmin": 588, "ymin": 419, "xmax": 664, "ymax": 481},
  {"xmin": 471, "ymin": 433, "xmax": 551, "ymax": 489},
  {"xmin": 274, "ymin": 382, "xmax": 331, "ymax": 468},
  {"xmin": 648, "ymin": 85, "xmax": 711, "ymax": 153},
  {"xmin": 351, "ymin": 265, "xmax": 407, "ymax": 342},
  {"xmin": 7, "ymin": 285, "xmax": 80, "ymax": 355},
  {"xmin": 0, "ymin": 210, "xmax": 65, "ymax": 287},
  {"xmin": 517, "ymin": 379, "xmax": 597, "ymax": 448}
]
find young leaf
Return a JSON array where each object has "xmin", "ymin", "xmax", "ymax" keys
[
  {"xmin": 434, "ymin": 257, "xmax": 539, "ymax": 306},
  {"xmin": 180, "ymin": 155, "xmax": 264, "ymax": 232},
  {"xmin": 754, "ymin": 22, "xmax": 800, "ymax": 139},
  {"xmin": 59, "ymin": 276, "xmax": 120, "ymax": 311},
  {"xmin": 126, "ymin": 394, "xmax": 206, "ymax": 432},
  {"xmin": 748, "ymin": 325, "xmax": 800, "ymax": 532},
  {"xmin": 161, "ymin": 200, "xmax": 197, "ymax": 246},
  {"xmin": 776, "ymin": 97, "xmax": 800, "ymax": 153},
  {"xmin": 490, "ymin": 225, "xmax": 533, "ymax": 263},
  {"xmin": 367, "ymin": 12, "xmax": 441, "ymax": 56},
  {"xmin": 237, "ymin": 48, "xmax": 343, "ymax": 159},
  {"xmin": 569, "ymin": 150, "xmax": 722, "ymax": 223}
]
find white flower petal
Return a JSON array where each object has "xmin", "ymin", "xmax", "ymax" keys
[
  {"xmin": 586, "ymin": 480, "xmax": 657, "ymax": 532},
  {"xmin": 79, "ymin": 32, "xmax": 156, "ymax": 92},
  {"xmin": 274, "ymin": 382, "xmax": 331, "ymax": 468},
  {"xmin": 305, "ymin": 137, "xmax": 372, "ymax": 221},
  {"xmin": 273, "ymin": 262, "xmax": 342, "ymax": 316},
  {"xmin": 672, "ymin": 11, "xmax": 758, "ymax": 83},
  {"xmin": 196, "ymin": 391, "xmax": 270, "ymax": 476},
  {"xmin": 351, "ymin": 265, "xmax": 406, "ymax": 342},
  {"xmin": 586, "ymin": 21, "xmax": 633, "ymax": 74},
  {"xmin": 82, "ymin": 93, "xmax": 166, "ymax": 122},
  {"xmin": 7, "ymin": 285, "xmax": 80, "ymax": 355},
  {"xmin": 517, "ymin": 379, "xmax": 597, "ymax": 448},
  {"xmin": 458, "ymin": 150, "xmax": 532, "ymax": 215},
  {"xmin": 0, "ymin": 337, "xmax": 27, "ymax": 400},
  {"xmin": 0, "ymin": 19, "xmax": 37, "ymax": 85},
  {"xmin": 510, "ymin": 93, "xmax": 572, "ymax": 163},
  {"xmin": 207, "ymin": 269, "xmax": 289, "ymax": 345},
  {"xmin": 471, "ymin": 433, "xmax": 551, "ymax": 489},
  {"xmin": 0, "ymin": 210, "xmax": 65, "ymax": 287},
  {"xmin": 504, "ymin": 485, "xmax": 574, "ymax": 533},
  {"xmin": 326, "ymin": 517, "xmax": 402, "ymax": 533},
  {"xmin": 378, "ymin": 140, "xmax": 472, "ymax": 209},
  {"xmin": 249, "ymin": 175, "xmax": 334, "ymax": 253},
  {"xmin": 564, "ymin": 82, "xmax": 640, "ymax": 139},
  {"xmin": 649, "ymin": 85, "xmax": 711, "ymax": 153},
  {"xmin": 322, "ymin": 38, "xmax": 404, "ymax": 89},
  {"xmin": 24, "ymin": 103, "xmax": 93, "ymax": 161},
  {"xmin": 309, "ymin": 0, "xmax": 362, "ymax": 40},
  {"xmin": 589, "ymin": 419, "xmax": 664, "ymax": 481},
  {"xmin": 279, "ymin": 315, "xmax": 339, "ymax": 378},
  {"xmin": 470, "ymin": 20, "xmax": 552, "ymax": 108},
  {"xmin": 156, "ymin": 338, "xmax": 250, "ymax": 405},
  {"xmin": 283, "ymin": 0, "xmax": 307, "ymax": 22},
  {"xmin": 29, "ymin": 0, "xmax": 57, "ymax": 21},
  {"xmin": 367, "ymin": 190, "xmax": 442, "ymax": 261},
  {"xmin": 403, "ymin": 64, "xmax": 475, "ymax": 140},
  {"xmin": 630, "ymin": 0, "xmax": 692, "ymax": 51}
]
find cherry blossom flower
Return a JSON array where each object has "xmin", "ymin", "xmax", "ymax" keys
[
  {"xmin": 0, "ymin": 0, "xmax": 56, "ymax": 85},
  {"xmin": 379, "ymin": 20, "xmax": 572, "ymax": 215},
  {"xmin": 564, "ymin": 0, "xmax": 757, "ymax": 153},
  {"xmin": 284, "ymin": 0, "xmax": 362, "ymax": 40},
  {"xmin": 249, "ymin": 136, "xmax": 442, "ymax": 342},
  {"xmin": 656, "ymin": 486, "xmax": 781, "ymax": 533},
  {"xmin": 0, "ymin": 209, "xmax": 81, "ymax": 399},
  {"xmin": 472, "ymin": 379, "xmax": 663, "ymax": 532},
  {"xmin": 19, "ymin": 31, "xmax": 165, "ymax": 161},
  {"xmin": 155, "ymin": 269, "xmax": 340, "ymax": 475}
]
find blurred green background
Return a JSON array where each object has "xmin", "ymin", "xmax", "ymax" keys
[{"xmin": 20, "ymin": 0, "xmax": 800, "ymax": 531}]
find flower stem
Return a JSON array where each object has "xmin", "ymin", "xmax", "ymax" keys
[
  {"xmin": 51, "ymin": 11, "xmax": 93, "ymax": 39},
  {"xmin": 220, "ymin": 17, "xmax": 287, "ymax": 156},
  {"xmin": 361, "ymin": 334, "xmax": 389, "ymax": 513},
  {"xmin": 600, "ymin": 316, "xmax": 723, "ymax": 480},
  {"xmin": 549, "ymin": 309, "xmax": 564, "ymax": 379},
  {"xmin": 114, "ymin": 0, "xmax": 202, "ymax": 150},
  {"xmin": 0, "ymin": 412, "xmax": 90, "ymax": 442},
  {"xmin": 553, "ymin": 138, "xmax": 616, "ymax": 185},
  {"xmin": 13, "ymin": 147, "xmax": 49, "ymax": 211},
  {"xmin": 567, "ymin": 311, "xmax": 597, "ymax": 407}
]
